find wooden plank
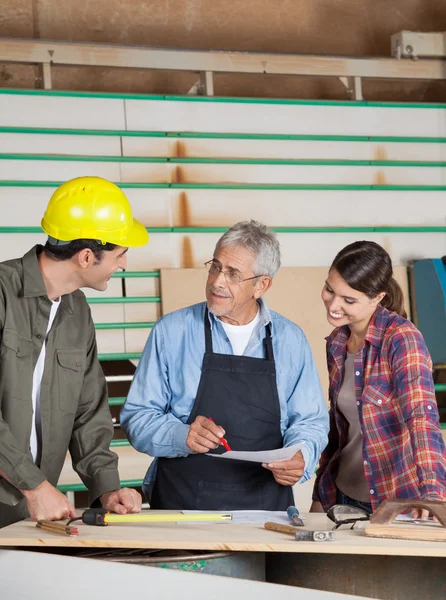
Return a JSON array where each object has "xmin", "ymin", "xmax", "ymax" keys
[
  {"xmin": 123, "ymin": 137, "xmax": 445, "ymax": 162},
  {"xmin": 160, "ymin": 266, "xmax": 410, "ymax": 397},
  {"xmin": 0, "ymin": 512, "xmax": 445, "ymax": 556},
  {"xmin": 0, "ymin": 94, "xmax": 125, "ymax": 129},
  {"xmin": 0, "ymin": 160, "xmax": 120, "ymax": 182},
  {"xmin": 366, "ymin": 523, "xmax": 446, "ymax": 542},
  {"xmin": 0, "ymin": 133, "xmax": 121, "ymax": 155},
  {"xmin": 170, "ymin": 189, "xmax": 446, "ymax": 228},
  {"xmin": 125, "ymin": 100, "xmax": 443, "ymax": 137},
  {"xmin": 1, "ymin": 38, "xmax": 445, "ymax": 80}
]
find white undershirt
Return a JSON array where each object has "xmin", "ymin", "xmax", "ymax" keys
[
  {"xmin": 30, "ymin": 298, "xmax": 61, "ymax": 463},
  {"xmin": 219, "ymin": 308, "xmax": 260, "ymax": 356}
]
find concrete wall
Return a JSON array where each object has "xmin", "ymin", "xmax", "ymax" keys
[{"xmin": 1, "ymin": 0, "xmax": 446, "ymax": 101}]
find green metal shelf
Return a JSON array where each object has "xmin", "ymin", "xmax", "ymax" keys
[
  {"xmin": 111, "ymin": 271, "xmax": 159, "ymax": 278},
  {"xmin": 1, "ymin": 153, "xmax": 445, "ymax": 167},
  {"xmin": 1, "ymin": 126, "xmax": 445, "ymax": 144},
  {"xmin": 1, "ymin": 181, "xmax": 446, "ymax": 191},
  {"xmin": 58, "ymin": 478, "xmax": 143, "ymax": 493},
  {"xmin": 2, "ymin": 88, "xmax": 446, "ymax": 109},
  {"xmin": 110, "ymin": 439, "xmax": 131, "ymax": 447},
  {"xmin": 434, "ymin": 384, "xmax": 446, "ymax": 392},
  {"xmin": 87, "ymin": 296, "xmax": 160, "ymax": 304},
  {"xmin": 98, "ymin": 352, "xmax": 142, "ymax": 361},
  {"xmin": 3, "ymin": 226, "xmax": 446, "ymax": 235},
  {"xmin": 95, "ymin": 321, "xmax": 154, "ymax": 330},
  {"xmin": 108, "ymin": 397, "xmax": 126, "ymax": 406}
]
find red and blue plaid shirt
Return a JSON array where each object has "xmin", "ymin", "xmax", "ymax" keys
[{"xmin": 313, "ymin": 305, "xmax": 446, "ymax": 511}]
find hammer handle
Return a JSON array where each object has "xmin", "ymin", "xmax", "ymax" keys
[{"xmin": 264, "ymin": 522, "xmax": 298, "ymax": 535}]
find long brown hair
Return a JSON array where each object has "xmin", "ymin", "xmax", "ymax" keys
[{"xmin": 330, "ymin": 241, "xmax": 407, "ymax": 318}]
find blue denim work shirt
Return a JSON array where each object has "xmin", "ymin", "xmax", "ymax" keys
[{"xmin": 121, "ymin": 298, "xmax": 329, "ymax": 493}]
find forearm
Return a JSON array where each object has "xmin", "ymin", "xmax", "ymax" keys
[
  {"xmin": 0, "ymin": 422, "xmax": 46, "ymax": 504},
  {"xmin": 406, "ymin": 416, "xmax": 446, "ymax": 499}
]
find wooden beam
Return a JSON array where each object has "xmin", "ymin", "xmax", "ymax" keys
[{"xmin": 1, "ymin": 37, "xmax": 445, "ymax": 81}]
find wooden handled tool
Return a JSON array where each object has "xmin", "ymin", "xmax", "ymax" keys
[
  {"xmin": 264, "ymin": 522, "xmax": 335, "ymax": 541},
  {"xmin": 36, "ymin": 521, "xmax": 79, "ymax": 536},
  {"xmin": 366, "ymin": 499, "xmax": 446, "ymax": 542}
]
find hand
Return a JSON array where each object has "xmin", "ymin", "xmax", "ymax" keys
[
  {"xmin": 22, "ymin": 480, "xmax": 77, "ymax": 521},
  {"xmin": 262, "ymin": 450, "xmax": 305, "ymax": 486},
  {"xmin": 310, "ymin": 501, "xmax": 325, "ymax": 513},
  {"xmin": 100, "ymin": 488, "xmax": 142, "ymax": 515},
  {"xmin": 411, "ymin": 508, "xmax": 430, "ymax": 520},
  {"xmin": 186, "ymin": 416, "xmax": 225, "ymax": 453}
]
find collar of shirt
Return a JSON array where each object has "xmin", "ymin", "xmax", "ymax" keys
[
  {"xmin": 21, "ymin": 245, "xmax": 74, "ymax": 314},
  {"xmin": 207, "ymin": 296, "xmax": 273, "ymax": 341}
]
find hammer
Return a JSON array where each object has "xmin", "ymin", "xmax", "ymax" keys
[{"xmin": 265, "ymin": 522, "xmax": 335, "ymax": 542}]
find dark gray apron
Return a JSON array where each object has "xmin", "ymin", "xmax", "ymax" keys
[{"xmin": 150, "ymin": 309, "xmax": 293, "ymax": 510}]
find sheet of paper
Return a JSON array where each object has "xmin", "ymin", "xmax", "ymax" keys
[
  {"xmin": 182, "ymin": 510, "xmax": 299, "ymax": 525},
  {"xmin": 206, "ymin": 442, "xmax": 304, "ymax": 464},
  {"xmin": 394, "ymin": 514, "xmax": 441, "ymax": 527}
]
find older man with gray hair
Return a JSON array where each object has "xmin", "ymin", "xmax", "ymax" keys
[{"xmin": 121, "ymin": 220, "xmax": 328, "ymax": 510}]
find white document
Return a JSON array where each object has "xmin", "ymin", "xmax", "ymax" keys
[
  {"xmin": 182, "ymin": 510, "xmax": 298, "ymax": 526},
  {"xmin": 394, "ymin": 514, "xmax": 440, "ymax": 527},
  {"xmin": 206, "ymin": 442, "xmax": 303, "ymax": 464}
]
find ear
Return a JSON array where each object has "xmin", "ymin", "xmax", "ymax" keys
[
  {"xmin": 254, "ymin": 276, "xmax": 273, "ymax": 299},
  {"xmin": 374, "ymin": 292, "xmax": 386, "ymax": 305},
  {"xmin": 76, "ymin": 248, "xmax": 95, "ymax": 269}
]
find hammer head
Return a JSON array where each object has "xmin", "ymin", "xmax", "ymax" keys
[{"xmin": 294, "ymin": 530, "xmax": 336, "ymax": 542}]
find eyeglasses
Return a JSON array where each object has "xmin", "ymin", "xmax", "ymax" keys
[
  {"xmin": 204, "ymin": 260, "xmax": 265, "ymax": 286},
  {"xmin": 326, "ymin": 504, "xmax": 370, "ymax": 530}
]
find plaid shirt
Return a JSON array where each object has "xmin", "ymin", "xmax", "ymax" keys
[{"xmin": 313, "ymin": 305, "xmax": 446, "ymax": 511}]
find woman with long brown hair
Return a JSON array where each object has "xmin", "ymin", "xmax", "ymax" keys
[{"xmin": 311, "ymin": 241, "xmax": 446, "ymax": 517}]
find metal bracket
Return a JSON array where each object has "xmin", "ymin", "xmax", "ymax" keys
[
  {"xmin": 41, "ymin": 62, "xmax": 52, "ymax": 89},
  {"xmin": 188, "ymin": 70, "xmax": 214, "ymax": 96},
  {"xmin": 338, "ymin": 76, "xmax": 363, "ymax": 101}
]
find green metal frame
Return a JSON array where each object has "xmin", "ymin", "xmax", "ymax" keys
[
  {"xmin": 1, "ymin": 88, "xmax": 446, "ymax": 109},
  {"xmin": 2, "ymin": 181, "xmax": 446, "ymax": 191},
  {"xmin": 95, "ymin": 322, "xmax": 154, "ymax": 330},
  {"xmin": 2, "ymin": 226, "xmax": 446, "ymax": 235},
  {"xmin": 1, "ymin": 153, "xmax": 445, "ymax": 167},
  {"xmin": 58, "ymin": 478, "xmax": 143, "ymax": 493},
  {"xmin": 1, "ymin": 126, "xmax": 445, "ymax": 143},
  {"xmin": 87, "ymin": 297, "xmax": 160, "ymax": 304},
  {"xmin": 98, "ymin": 352, "xmax": 142, "ymax": 361}
]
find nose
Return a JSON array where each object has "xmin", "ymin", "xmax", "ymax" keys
[
  {"xmin": 118, "ymin": 254, "xmax": 127, "ymax": 270},
  {"xmin": 327, "ymin": 297, "xmax": 343, "ymax": 313},
  {"xmin": 213, "ymin": 269, "xmax": 227, "ymax": 287}
]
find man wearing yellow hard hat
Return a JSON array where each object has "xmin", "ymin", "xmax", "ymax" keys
[{"xmin": 0, "ymin": 176, "xmax": 149, "ymax": 528}]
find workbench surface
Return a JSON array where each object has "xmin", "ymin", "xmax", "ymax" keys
[{"xmin": 0, "ymin": 512, "xmax": 445, "ymax": 557}]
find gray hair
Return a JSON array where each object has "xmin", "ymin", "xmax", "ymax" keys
[{"xmin": 215, "ymin": 220, "xmax": 281, "ymax": 278}]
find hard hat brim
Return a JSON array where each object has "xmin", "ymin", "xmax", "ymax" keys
[{"xmin": 120, "ymin": 219, "xmax": 149, "ymax": 248}]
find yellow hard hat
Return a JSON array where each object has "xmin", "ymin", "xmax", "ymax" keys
[{"xmin": 41, "ymin": 176, "xmax": 149, "ymax": 247}]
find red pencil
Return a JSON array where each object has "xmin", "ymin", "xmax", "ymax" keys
[{"xmin": 208, "ymin": 418, "xmax": 232, "ymax": 451}]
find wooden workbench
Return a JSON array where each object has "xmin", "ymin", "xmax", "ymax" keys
[
  {"xmin": 0, "ymin": 512, "xmax": 444, "ymax": 557},
  {"xmin": 1, "ymin": 512, "xmax": 444, "ymax": 599}
]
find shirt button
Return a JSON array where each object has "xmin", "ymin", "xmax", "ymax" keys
[
  {"xmin": 377, "ymin": 399, "xmax": 382, "ymax": 405},
  {"xmin": 36, "ymin": 334, "xmax": 42, "ymax": 339},
  {"xmin": 370, "ymin": 489, "xmax": 375, "ymax": 495},
  {"xmin": 76, "ymin": 362, "xmax": 82, "ymax": 367},
  {"xmin": 355, "ymin": 371, "xmax": 360, "ymax": 376},
  {"xmin": 363, "ymin": 460, "xmax": 368, "ymax": 465},
  {"xmin": 356, "ymin": 401, "xmax": 360, "ymax": 406},
  {"xmin": 427, "ymin": 405, "xmax": 433, "ymax": 410}
]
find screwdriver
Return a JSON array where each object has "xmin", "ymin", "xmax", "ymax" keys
[{"xmin": 287, "ymin": 505, "xmax": 304, "ymax": 527}]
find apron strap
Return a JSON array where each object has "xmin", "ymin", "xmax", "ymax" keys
[
  {"xmin": 204, "ymin": 308, "xmax": 214, "ymax": 353},
  {"xmin": 264, "ymin": 323, "xmax": 275, "ymax": 362},
  {"xmin": 204, "ymin": 308, "xmax": 275, "ymax": 362}
]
